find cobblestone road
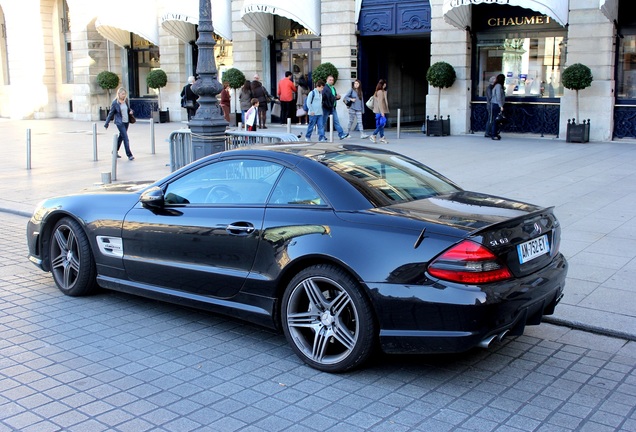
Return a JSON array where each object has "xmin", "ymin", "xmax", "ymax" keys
[{"xmin": 2, "ymin": 212, "xmax": 635, "ymax": 432}]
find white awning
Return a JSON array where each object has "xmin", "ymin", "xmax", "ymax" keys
[
  {"xmin": 241, "ymin": 0, "xmax": 320, "ymax": 38},
  {"xmin": 599, "ymin": 0, "xmax": 618, "ymax": 23},
  {"xmin": 96, "ymin": 0, "xmax": 159, "ymax": 48},
  {"xmin": 443, "ymin": 0, "xmax": 569, "ymax": 30},
  {"xmin": 161, "ymin": 0, "xmax": 232, "ymax": 43}
]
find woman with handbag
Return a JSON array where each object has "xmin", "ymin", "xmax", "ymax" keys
[
  {"xmin": 180, "ymin": 76, "xmax": 199, "ymax": 121},
  {"xmin": 344, "ymin": 79, "xmax": 368, "ymax": 139},
  {"xmin": 238, "ymin": 80, "xmax": 252, "ymax": 124},
  {"xmin": 489, "ymin": 74, "xmax": 506, "ymax": 140},
  {"xmin": 251, "ymin": 75, "xmax": 271, "ymax": 129},
  {"xmin": 370, "ymin": 79, "xmax": 389, "ymax": 144},
  {"xmin": 104, "ymin": 87, "xmax": 135, "ymax": 160}
]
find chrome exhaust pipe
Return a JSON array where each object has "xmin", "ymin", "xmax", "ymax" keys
[
  {"xmin": 478, "ymin": 334, "xmax": 498, "ymax": 349},
  {"xmin": 479, "ymin": 330, "xmax": 510, "ymax": 349},
  {"xmin": 497, "ymin": 330, "xmax": 510, "ymax": 342}
]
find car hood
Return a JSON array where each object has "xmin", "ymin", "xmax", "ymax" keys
[{"xmin": 362, "ymin": 191, "xmax": 545, "ymax": 234}]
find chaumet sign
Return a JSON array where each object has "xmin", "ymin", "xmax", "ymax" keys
[
  {"xmin": 243, "ymin": 4, "xmax": 277, "ymax": 14},
  {"xmin": 488, "ymin": 15, "xmax": 552, "ymax": 26}
]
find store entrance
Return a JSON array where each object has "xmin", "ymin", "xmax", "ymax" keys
[
  {"xmin": 359, "ymin": 35, "xmax": 430, "ymax": 128},
  {"xmin": 274, "ymin": 39, "xmax": 321, "ymax": 124}
]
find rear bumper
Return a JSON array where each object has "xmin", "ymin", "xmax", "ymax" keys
[{"xmin": 367, "ymin": 253, "xmax": 567, "ymax": 354}]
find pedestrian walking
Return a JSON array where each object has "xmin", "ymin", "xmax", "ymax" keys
[
  {"xmin": 322, "ymin": 75, "xmax": 349, "ymax": 140},
  {"xmin": 277, "ymin": 71, "xmax": 297, "ymax": 125},
  {"xmin": 251, "ymin": 74, "xmax": 272, "ymax": 129},
  {"xmin": 344, "ymin": 79, "xmax": 368, "ymax": 139},
  {"xmin": 220, "ymin": 81, "xmax": 231, "ymax": 123},
  {"xmin": 180, "ymin": 76, "xmax": 199, "ymax": 121},
  {"xmin": 305, "ymin": 80, "xmax": 326, "ymax": 142},
  {"xmin": 369, "ymin": 79, "xmax": 389, "ymax": 144},
  {"xmin": 104, "ymin": 87, "xmax": 135, "ymax": 160},
  {"xmin": 238, "ymin": 80, "xmax": 252, "ymax": 124},
  {"xmin": 489, "ymin": 73, "xmax": 506, "ymax": 140},
  {"xmin": 484, "ymin": 75, "xmax": 496, "ymax": 138}
]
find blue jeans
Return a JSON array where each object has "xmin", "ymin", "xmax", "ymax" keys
[
  {"xmin": 116, "ymin": 122, "xmax": 132, "ymax": 157},
  {"xmin": 373, "ymin": 114, "xmax": 387, "ymax": 137},
  {"xmin": 323, "ymin": 108, "xmax": 346, "ymax": 138},
  {"xmin": 305, "ymin": 114, "xmax": 325, "ymax": 140}
]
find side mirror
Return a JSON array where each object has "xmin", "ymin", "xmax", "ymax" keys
[{"xmin": 140, "ymin": 186, "xmax": 165, "ymax": 208}]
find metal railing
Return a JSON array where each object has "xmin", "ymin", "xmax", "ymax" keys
[{"xmin": 168, "ymin": 128, "xmax": 300, "ymax": 172}]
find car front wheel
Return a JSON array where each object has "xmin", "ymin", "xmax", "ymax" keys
[
  {"xmin": 282, "ymin": 264, "xmax": 376, "ymax": 373},
  {"xmin": 49, "ymin": 217, "xmax": 98, "ymax": 296}
]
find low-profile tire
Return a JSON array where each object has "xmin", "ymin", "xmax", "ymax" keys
[
  {"xmin": 282, "ymin": 264, "xmax": 376, "ymax": 373},
  {"xmin": 49, "ymin": 217, "xmax": 98, "ymax": 296}
]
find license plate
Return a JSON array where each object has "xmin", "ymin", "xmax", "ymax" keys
[{"xmin": 517, "ymin": 234, "xmax": 550, "ymax": 264}]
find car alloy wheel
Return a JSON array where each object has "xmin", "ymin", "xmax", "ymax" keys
[
  {"xmin": 49, "ymin": 217, "xmax": 97, "ymax": 296},
  {"xmin": 282, "ymin": 264, "xmax": 376, "ymax": 372}
]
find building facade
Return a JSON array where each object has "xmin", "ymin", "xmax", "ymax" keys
[{"xmin": 0, "ymin": 0, "xmax": 632, "ymax": 141}]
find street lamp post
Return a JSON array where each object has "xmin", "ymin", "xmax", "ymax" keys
[{"xmin": 190, "ymin": 0, "xmax": 228, "ymax": 159}]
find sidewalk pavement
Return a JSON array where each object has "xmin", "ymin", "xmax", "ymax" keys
[{"xmin": 2, "ymin": 117, "xmax": 635, "ymax": 343}]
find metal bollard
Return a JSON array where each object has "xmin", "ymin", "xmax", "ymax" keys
[
  {"xmin": 101, "ymin": 172, "xmax": 112, "ymax": 184},
  {"xmin": 329, "ymin": 115, "xmax": 334, "ymax": 142},
  {"xmin": 26, "ymin": 128, "xmax": 31, "ymax": 170},
  {"xmin": 397, "ymin": 108, "xmax": 401, "ymax": 140},
  {"xmin": 286, "ymin": 117, "xmax": 292, "ymax": 134},
  {"xmin": 93, "ymin": 123, "xmax": 98, "ymax": 161},
  {"xmin": 150, "ymin": 117, "xmax": 156, "ymax": 154},
  {"xmin": 111, "ymin": 133, "xmax": 119, "ymax": 181}
]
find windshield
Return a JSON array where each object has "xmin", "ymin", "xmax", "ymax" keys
[{"xmin": 317, "ymin": 149, "xmax": 462, "ymax": 207}]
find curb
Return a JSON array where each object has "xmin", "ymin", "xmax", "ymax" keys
[{"xmin": 543, "ymin": 316, "xmax": 636, "ymax": 342}]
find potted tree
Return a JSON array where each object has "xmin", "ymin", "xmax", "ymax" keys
[
  {"xmin": 222, "ymin": 68, "xmax": 246, "ymax": 126},
  {"xmin": 96, "ymin": 71, "xmax": 119, "ymax": 121},
  {"xmin": 147, "ymin": 68, "xmax": 169, "ymax": 123},
  {"xmin": 425, "ymin": 61, "xmax": 456, "ymax": 136},
  {"xmin": 562, "ymin": 63, "xmax": 593, "ymax": 143},
  {"xmin": 312, "ymin": 62, "xmax": 339, "ymax": 84}
]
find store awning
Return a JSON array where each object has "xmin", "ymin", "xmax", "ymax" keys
[
  {"xmin": 96, "ymin": 0, "xmax": 159, "ymax": 48},
  {"xmin": 161, "ymin": 0, "xmax": 232, "ymax": 43},
  {"xmin": 442, "ymin": 0, "xmax": 569, "ymax": 30},
  {"xmin": 599, "ymin": 0, "xmax": 618, "ymax": 23},
  {"xmin": 241, "ymin": 0, "xmax": 320, "ymax": 38}
]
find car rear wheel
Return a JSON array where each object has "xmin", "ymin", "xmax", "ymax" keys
[
  {"xmin": 282, "ymin": 264, "xmax": 376, "ymax": 373},
  {"xmin": 49, "ymin": 217, "xmax": 98, "ymax": 296}
]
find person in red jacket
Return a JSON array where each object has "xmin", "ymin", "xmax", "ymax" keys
[
  {"xmin": 220, "ymin": 81, "xmax": 231, "ymax": 123},
  {"xmin": 277, "ymin": 71, "xmax": 297, "ymax": 125}
]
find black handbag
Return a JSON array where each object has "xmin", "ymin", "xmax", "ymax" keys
[
  {"xmin": 128, "ymin": 113, "xmax": 136, "ymax": 124},
  {"xmin": 495, "ymin": 113, "xmax": 507, "ymax": 126}
]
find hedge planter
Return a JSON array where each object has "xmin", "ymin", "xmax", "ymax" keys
[
  {"xmin": 566, "ymin": 119, "xmax": 590, "ymax": 143},
  {"xmin": 99, "ymin": 107, "xmax": 109, "ymax": 121},
  {"xmin": 426, "ymin": 115, "xmax": 450, "ymax": 136}
]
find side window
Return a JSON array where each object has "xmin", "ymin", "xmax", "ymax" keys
[
  {"xmin": 164, "ymin": 159, "xmax": 283, "ymax": 205},
  {"xmin": 270, "ymin": 169, "xmax": 323, "ymax": 205}
]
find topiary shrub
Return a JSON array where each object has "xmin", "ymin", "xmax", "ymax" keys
[
  {"xmin": 147, "ymin": 68, "xmax": 168, "ymax": 109},
  {"xmin": 426, "ymin": 61, "xmax": 456, "ymax": 118},
  {"xmin": 562, "ymin": 63, "xmax": 593, "ymax": 123},
  {"xmin": 96, "ymin": 71, "xmax": 119, "ymax": 100},
  {"xmin": 312, "ymin": 62, "xmax": 339, "ymax": 85},
  {"xmin": 222, "ymin": 68, "xmax": 246, "ymax": 90}
]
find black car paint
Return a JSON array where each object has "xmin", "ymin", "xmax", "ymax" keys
[{"xmin": 27, "ymin": 144, "xmax": 567, "ymax": 355}]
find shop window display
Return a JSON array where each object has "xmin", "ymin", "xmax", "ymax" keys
[
  {"xmin": 617, "ymin": 34, "xmax": 636, "ymax": 99},
  {"xmin": 476, "ymin": 35, "xmax": 566, "ymax": 99}
]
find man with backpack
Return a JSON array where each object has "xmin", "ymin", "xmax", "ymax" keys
[{"xmin": 304, "ymin": 80, "xmax": 326, "ymax": 142}]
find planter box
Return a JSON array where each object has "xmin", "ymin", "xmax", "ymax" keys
[
  {"xmin": 159, "ymin": 109, "xmax": 170, "ymax": 123},
  {"xmin": 566, "ymin": 119, "xmax": 590, "ymax": 143},
  {"xmin": 99, "ymin": 107, "xmax": 109, "ymax": 121},
  {"xmin": 426, "ymin": 116, "xmax": 450, "ymax": 136}
]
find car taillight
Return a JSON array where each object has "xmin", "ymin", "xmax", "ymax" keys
[{"xmin": 428, "ymin": 240, "xmax": 512, "ymax": 284}]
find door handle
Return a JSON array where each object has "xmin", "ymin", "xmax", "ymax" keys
[{"xmin": 226, "ymin": 223, "xmax": 255, "ymax": 234}]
